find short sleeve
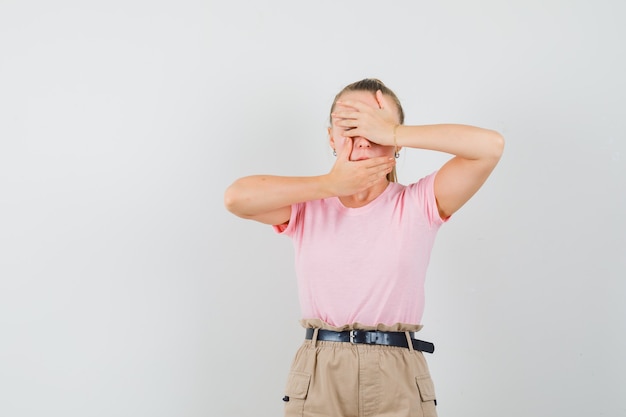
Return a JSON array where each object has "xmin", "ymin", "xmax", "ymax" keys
[
  {"xmin": 272, "ymin": 202, "xmax": 302, "ymax": 237},
  {"xmin": 407, "ymin": 171, "xmax": 449, "ymax": 227}
]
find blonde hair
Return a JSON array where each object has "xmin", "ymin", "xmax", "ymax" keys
[{"xmin": 329, "ymin": 78, "xmax": 404, "ymax": 182}]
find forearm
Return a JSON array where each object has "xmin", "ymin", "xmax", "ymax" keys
[
  {"xmin": 224, "ymin": 174, "xmax": 333, "ymax": 218},
  {"xmin": 396, "ymin": 124, "xmax": 504, "ymax": 161}
]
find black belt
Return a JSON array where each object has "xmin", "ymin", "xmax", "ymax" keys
[{"xmin": 305, "ymin": 328, "xmax": 434, "ymax": 354}]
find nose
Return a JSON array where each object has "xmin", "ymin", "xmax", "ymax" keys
[{"xmin": 353, "ymin": 137, "xmax": 371, "ymax": 148}]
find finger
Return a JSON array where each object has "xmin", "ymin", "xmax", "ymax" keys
[
  {"xmin": 333, "ymin": 103, "xmax": 359, "ymax": 112},
  {"xmin": 375, "ymin": 89, "xmax": 390, "ymax": 111},
  {"xmin": 366, "ymin": 166, "xmax": 393, "ymax": 187},
  {"xmin": 336, "ymin": 99, "xmax": 368, "ymax": 112},
  {"xmin": 335, "ymin": 118, "xmax": 358, "ymax": 129},
  {"xmin": 375, "ymin": 90, "xmax": 384, "ymax": 109},
  {"xmin": 341, "ymin": 127, "xmax": 361, "ymax": 138},
  {"xmin": 331, "ymin": 110, "xmax": 360, "ymax": 120},
  {"xmin": 364, "ymin": 156, "xmax": 396, "ymax": 169}
]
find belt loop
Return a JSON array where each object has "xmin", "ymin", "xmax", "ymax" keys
[
  {"xmin": 405, "ymin": 331, "xmax": 414, "ymax": 352},
  {"xmin": 312, "ymin": 328, "xmax": 319, "ymax": 347}
]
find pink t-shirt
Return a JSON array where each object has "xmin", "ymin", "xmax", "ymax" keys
[{"xmin": 274, "ymin": 172, "xmax": 446, "ymax": 327}]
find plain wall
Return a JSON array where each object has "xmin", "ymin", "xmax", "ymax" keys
[{"xmin": 1, "ymin": 1, "xmax": 624, "ymax": 416}]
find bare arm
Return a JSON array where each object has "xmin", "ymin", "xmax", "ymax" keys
[
  {"xmin": 334, "ymin": 91, "xmax": 504, "ymax": 218},
  {"xmin": 224, "ymin": 174, "xmax": 329, "ymax": 225},
  {"xmin": 224, "ymin": 137, "xmax": 396, "ymax": 225},
  {"xmin": 394, "ymin": 124, "xmax": 504, "ymax": 218}
]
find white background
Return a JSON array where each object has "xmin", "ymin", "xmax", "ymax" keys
[{"xmin": 1, "ymin": 1, "xmax": 625, "ymax": 416}]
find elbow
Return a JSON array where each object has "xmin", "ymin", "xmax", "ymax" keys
[
  {"xmin": 489, "ymin": 130, "xmax": 505, "ymax": 160},
  {"xmin": 224, "ymin": 183, "xmax": 243, "ymax": 215},
  {"xmin": 224, "ymin": 177, "xmax": 264, "ymax": 219}
]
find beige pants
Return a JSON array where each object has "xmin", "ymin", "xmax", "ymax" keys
[{"xmin": 283, "ymin": 321, "xmax": 437, "ymax": 417}]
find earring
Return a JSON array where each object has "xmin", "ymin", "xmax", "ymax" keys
[
  {"xmin": 333, "ymin": 149, "xmax": 337, "ymax": 157},
  {"xmin": 395, "ymin": 151, "xmax": 400, "ymax": 158}
]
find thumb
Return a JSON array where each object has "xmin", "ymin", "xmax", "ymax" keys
[
  {"xmin": 375, "ymin": 89, "xmax": 389, "ymax": 110},
  {"xmin": 337, "ymin": 137, "xmax": 352, "ymax": 161}
]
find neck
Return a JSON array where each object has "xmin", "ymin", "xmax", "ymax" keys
[{"xmin": 339, "ymin": 181, "xmax": 390, "ymax": 208}]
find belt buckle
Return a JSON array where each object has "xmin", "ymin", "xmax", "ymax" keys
[{"xmin": 349, "ymin": 330, "xmax": 356, "ymax": 344}]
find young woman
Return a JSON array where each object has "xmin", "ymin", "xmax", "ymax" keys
[{"xmin": 224, "ymin": 79, "xmax": 504, "ymax": 417}]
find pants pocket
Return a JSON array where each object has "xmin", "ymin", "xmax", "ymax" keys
[
  {"xmin": 415, "ymin": 374, "xmax": 437, "ymax": 417},
  {"xmin": 283, "ymin": 371, "xmax": 311, "ymax": 417}
]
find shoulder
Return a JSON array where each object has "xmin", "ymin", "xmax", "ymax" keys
[
  {"xmin": 404, "ymin": 172, "xmax": 447, "ymax": 225},
  {"xmin": 404, "ymin": 171, "xmax": 438, "ymax": 198}
]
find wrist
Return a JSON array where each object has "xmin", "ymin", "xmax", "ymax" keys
[
  {"xmin": 393, "ymin": 124, "xmax": 399, "ymax": 148},
  {"xmin": 317, "ymin": 173, "xmax": 337, "ymax": 197}
]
